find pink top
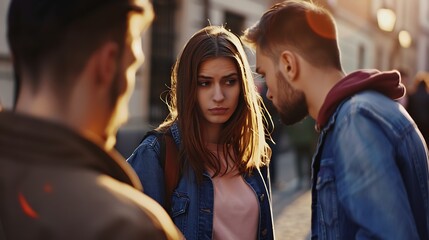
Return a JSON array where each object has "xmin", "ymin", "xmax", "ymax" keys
[{"xmin": 206, "ymin": 144, "xmax": 259, "ymax": 240}]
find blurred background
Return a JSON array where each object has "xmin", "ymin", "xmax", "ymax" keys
[
  {"xmin": 0, "ymin": 0, "xmax": 429, "ymax": 169},
  {"xmin": 0, "ymin": 0, "xmax": 427, "ymax": 149},
  {"xmin": 1, "ymin": 0, "xmax": 428, "ymax": 238},
  {"xmin": 1, "ymin": 0, "xmax": 428, "ymax": 154}
]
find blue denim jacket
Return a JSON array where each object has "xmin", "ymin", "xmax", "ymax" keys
[
  {"xmin": 311, "ymin": 91, "xmax": 429, "ymax": 239},
  {"xmin": 127, "ymin": 123, "xmax": 275, "ymax": 240}
]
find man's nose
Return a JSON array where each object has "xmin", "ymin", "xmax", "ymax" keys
[{"xmin": 266, "ymin": 89, "xmax": 273, "ymax": 101}]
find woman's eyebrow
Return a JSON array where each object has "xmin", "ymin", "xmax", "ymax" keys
[
  {"xmin": 221, "ymin": 73, "xmax": 239, "ymax": 78},
  {"xmin": 198, "ymin": 73, "xmax": 238, "ymax": 79},
  {"xmin": 198, "ymin": 75, "xmax": 212, "ymax": 79}
]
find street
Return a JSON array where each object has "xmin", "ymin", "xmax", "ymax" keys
[{"xmin": 272, "ymin": 151, "xmax": 312, "ymax": 240}]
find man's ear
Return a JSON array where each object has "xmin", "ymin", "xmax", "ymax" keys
[
  {"xmin": 93, "ymin": 41, "xmax": 120, "ymax": 88},
  {"xmin": 279, "ymin": 50, "xmax": 298, "ymax": 81}
]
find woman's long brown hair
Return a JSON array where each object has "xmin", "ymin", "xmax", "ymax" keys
[{"xmin": 158, "ymin": 26, "xmax": 271, "ymax": 182}]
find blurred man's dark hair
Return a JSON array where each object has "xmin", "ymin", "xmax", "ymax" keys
[{"xmin": 8, "ymin": 0, "xmax": 151, "ymax": 104}]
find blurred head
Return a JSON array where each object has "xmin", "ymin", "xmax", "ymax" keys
[
  {"xmin": 162, "ymin": 26, "xmax": 270, "ymax": 179},
  {"xmin": 412, "ymin": 71, "xmax": 429, "ymax": 92},
  {"xmin": 242, "ymin": 0, "xmax": 340, "ymax": 125},
  {"xmin": 7, "ymin": 0, "xmax": 153, "ymax": 148}
]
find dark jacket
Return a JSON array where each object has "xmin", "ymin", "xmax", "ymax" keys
[
  {"xmin": 407, "ymin": 81, "xmax": 429, "ymax": 145},
  {"xmin": 0, "ymin": 111, "xmax": 183, "ymax": 240}
]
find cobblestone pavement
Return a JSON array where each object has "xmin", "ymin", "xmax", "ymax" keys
[
  {"xmin": 271, "ymin": 149, "xmax": 312, "ymax": 240},
  {"xmin": 273, "ymin": 190, "xmax": 311, "ymax": 240}
]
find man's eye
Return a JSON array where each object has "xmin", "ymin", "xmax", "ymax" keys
[{"xmin": 254, "ymin": 73, "xmax": 265, "ymax": 83}]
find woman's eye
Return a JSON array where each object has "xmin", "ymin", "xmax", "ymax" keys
[
  {"xmin": 225, "ymin": 79, "xmax": 237, "ymax": 85},
  {"xmin": 198, "ymin": 81, "xmax": 209, "ymax": 87}
]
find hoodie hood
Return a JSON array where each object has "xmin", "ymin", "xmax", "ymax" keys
[{"xmin": 316, "ymin": 69, "xmax": 405, "ymax": 130}]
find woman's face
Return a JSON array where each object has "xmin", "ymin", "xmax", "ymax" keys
[{"xmin": 197, "ymin": 57, "xmax": 241, "ymax": 129}]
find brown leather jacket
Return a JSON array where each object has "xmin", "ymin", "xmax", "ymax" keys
[{"xmin": 0, "ymin": 111, "xmax": 183, "ymax": 240}]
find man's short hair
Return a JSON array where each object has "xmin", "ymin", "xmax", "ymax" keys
[
  {"xmin": 242, "ymin": 0, "xmax": 342, "ymax": 70},
  {"xmin": 7, "ymin": 0, "xmax": 153, "ymax": 96}
]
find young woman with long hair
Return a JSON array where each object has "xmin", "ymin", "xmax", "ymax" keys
[{"xmin": 127, "ymin": 25, "xmax": 274, "ymax": 240}]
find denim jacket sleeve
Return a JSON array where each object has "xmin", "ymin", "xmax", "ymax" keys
[
  {"xmin": 332, "ymin": 104, "xmax": 420, "ymax": 239},
  {"xmin": 127, "ymin": 135, "xmax": 167, "ymax": 208}
]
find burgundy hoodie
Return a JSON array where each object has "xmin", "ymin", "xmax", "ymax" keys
[{"xmin": 316, "ymin": 69, "xmax": 406, "ymax": 130}]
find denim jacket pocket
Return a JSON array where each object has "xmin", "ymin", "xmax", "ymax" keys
[
  {"xmin": 316, "ymin": 158, "xmax": 339, "ymax": 232},
  {"xmin": 171, "ymin": 191, "xmax": 190, "ymax": 233},
  {"xmin": 171, "ymin": 191, "xmax": 189, "ymax": 218}
]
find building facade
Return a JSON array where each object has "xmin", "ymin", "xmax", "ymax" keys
[
  {"xmin": 146, "ymin": 0, "xmax": 270, "ymax": 125},
  {"xmin": 418, "ymin": 0, "xmax": 429, "ymax": 72},
  {"xmin": 0, "ymin": 0, "xmax": 428, "ymax": 128},
  {"xmin": 322, "ymin": 0, "xmax": 418, "ymax": 75},
  {"xmin": 0, "ymin": 0, "xmax": 13, "ymax": 109}
]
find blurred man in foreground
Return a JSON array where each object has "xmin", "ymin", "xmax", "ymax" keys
[{"xmin": 0, "ymin": 0, "xmax": 183, "ymax": 239}]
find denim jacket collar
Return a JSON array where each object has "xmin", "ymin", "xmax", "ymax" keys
[{"xmin": 316, "ymin": 99, "xmax": 348, "ymax": 134}]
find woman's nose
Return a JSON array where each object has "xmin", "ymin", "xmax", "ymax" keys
[{"xmin": 213, "ymin": 84, "xmax": 225, "ymax": 102}]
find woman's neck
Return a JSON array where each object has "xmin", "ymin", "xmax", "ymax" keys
[{"xmin": 201, "ymin": 122, "xmax": 222, "ymax": 144}]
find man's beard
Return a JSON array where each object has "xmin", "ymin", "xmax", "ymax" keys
[
  {"xmin": 105, "ymin": 65, "xmax": 128, "ymax": 150},
  {"xmin": 275, "ymin": 71, "xmax": 308, "ymax": 125}
]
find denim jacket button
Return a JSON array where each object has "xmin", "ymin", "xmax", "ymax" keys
[
  {"xmin": 261, "ymin": 228, "xmax": 267, "ymax": 236},
  {"xmin": 260, "ymin": 193, "xmax": 265, "ymax": 202}
]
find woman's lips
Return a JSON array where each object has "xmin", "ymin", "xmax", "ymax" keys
[{"xmin": 209, "ymin": 107, "xmax": 228, "ymax": 115}]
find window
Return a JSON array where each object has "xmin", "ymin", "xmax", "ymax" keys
[
  {"xmin": 149, "ymin": 0, "xmax": 177, "ymax": 124},
  {"xmin": 358, "ymin": 44, "xmax": 365, "ymax": 69},
  {"xmin": 224, "ymin": 11, "xmax": 245, "ymax": 35},
  {"xmin": 426, "ymin": 41, "xmax": 429, "ymax": 71}
]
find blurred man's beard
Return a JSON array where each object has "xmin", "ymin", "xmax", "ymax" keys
[
  {"xmin": 104, "ymin": 68, "xmax": 128, "ymax": 150},
  {"xmin": 109, "ymin": 70, "xmax": 123, "ymax": 109},
  {"xmin": 275, "ymin": 71, "xmax": 308, "ymax": 125}
]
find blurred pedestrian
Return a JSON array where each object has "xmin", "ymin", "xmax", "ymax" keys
[
  {"xmin": 242, "ymin": 0, "xmax": 429, "ymax": 239},
  {"xmin": 284, "ymin": 117, "xmax": 317, "ymax": 190},
  {"xmin": 397, "ymin": 68, "xmax": 410, "ymax": 108},
  {"xmin": 258, "ymin": 81, "xmax": 283, "ymax": 189},
  {"xmin": 407, "ymin": 72, "xmax": 429, "ymax": 147},
  {"xmin": 127, "ymin": 26, "xmax": 275, "ymax": 240},
  {"xmin": 0, "ymin": 0, "xmax": 182, "ymax": 239}
]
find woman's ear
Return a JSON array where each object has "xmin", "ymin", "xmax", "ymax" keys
[{"xmin": 279, "ymin": 50, "xmax": 298, "ymax": 82}]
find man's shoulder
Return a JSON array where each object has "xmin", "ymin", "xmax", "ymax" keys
[
  {"xmin": 332, "ymin": 91, "xmax": 413, "ymax": 136},
  {"xmin": 49, "ymin": 169, "xmax": 165, "ymax": 216},
  {"xmin": 0, "ymin": 167, "xmax": 171, "ymax": 239},
  {"xmin": 92, "ymin": 175, "xmax": 182, "ymax": 239},
  {"xmin": 336, "ymin": 90, "xmax": 400, "ymax": 117},
  {"xmin": 347, "ymin": 90, "xmax": 391, "ymax": 105}
]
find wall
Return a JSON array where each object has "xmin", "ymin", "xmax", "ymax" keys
[{"xmin": 0, "ymin": 0, "xmax": 12, "ymax": 109}]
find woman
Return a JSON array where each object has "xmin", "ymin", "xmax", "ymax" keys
[{"xmin": 127, "ymin": 26, "xmax": 274, "ymax": 240}]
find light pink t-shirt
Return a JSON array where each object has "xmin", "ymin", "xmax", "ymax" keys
[{"xmin": 206, "ymin": 144, "xmax": 259, "ymax": 240}]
